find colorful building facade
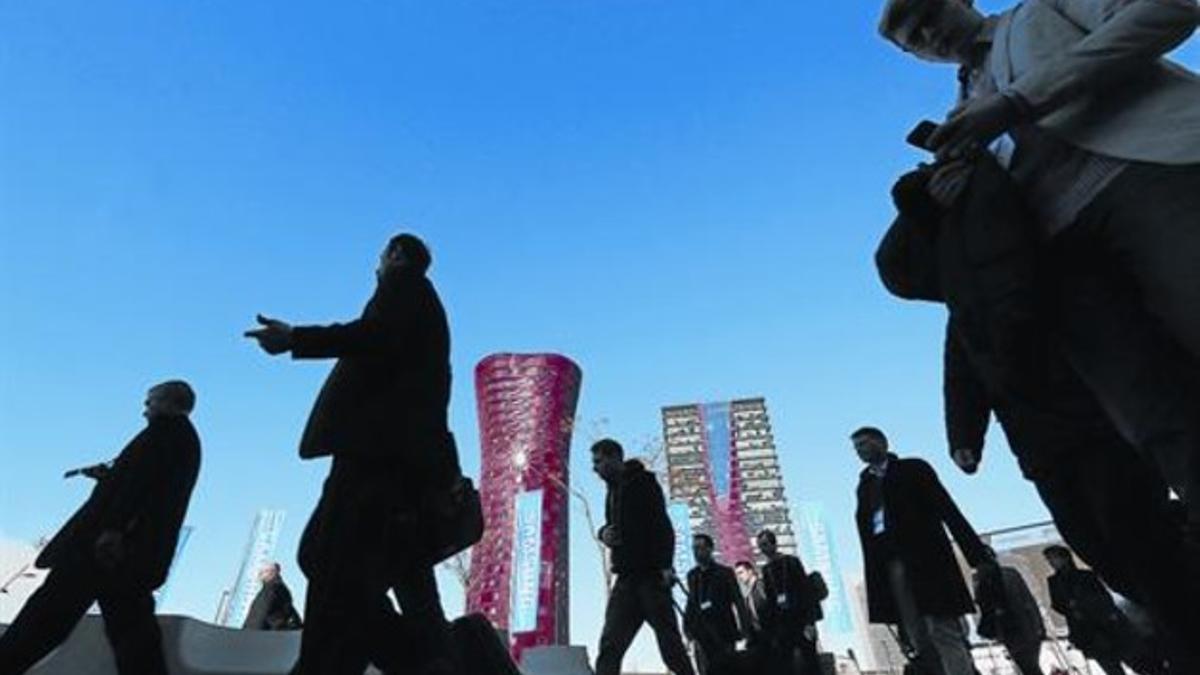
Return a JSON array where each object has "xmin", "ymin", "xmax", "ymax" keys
[
  {"xmin": 466, "ymin": 353, "xmax": 581, "ymax": 660},
  {"xmin": 662, "ymin": 398, "xmax": 796, "ymax": 565}
]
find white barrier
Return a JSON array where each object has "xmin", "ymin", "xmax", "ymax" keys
[
  {"xmin": 0, "ymin": 615, "xmax": 369, "ymax": 675},
  {"xmin": 520, "ymin": 645, "xmax": 594, "ymax": 675}
]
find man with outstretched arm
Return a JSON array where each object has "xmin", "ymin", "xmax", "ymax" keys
[
  {"xmin": 246, "ymin": 233, "xmax": 461, "ymax": 675},
  {"xmin": 0, "ymin": 381, "xmax": 201, "ymax": 675}
]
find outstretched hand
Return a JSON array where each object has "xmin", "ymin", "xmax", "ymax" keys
[
  {"xmin": 928, "ymin": 93, "xmax": 1019, "ymax": 162},
  {"xmin": 244, "ymin": 314, "xmax": 293, "ymax": 355},
  {"xmin": 81, "ymin": 463, "xmax": 112, "ymax": 481}
]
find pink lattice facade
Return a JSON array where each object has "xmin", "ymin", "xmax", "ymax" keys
[{"xmin": 466, "ymin": 353, "xmax": 581, "ymax": 661}]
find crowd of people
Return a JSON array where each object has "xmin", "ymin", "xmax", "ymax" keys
[{"xmin": 0, "ymin": 0, "xmax": 1197, "ymax": 672}]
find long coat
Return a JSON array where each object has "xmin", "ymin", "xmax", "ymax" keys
[
  {"xmin": 243, "ymin": 578, "xmax": 302, "ymax": 630},
  {"xmin": 685, "ymin": 562, "xmax": 748, "ymax": 647},
  {"xmin": 1048, "ymin": 567, "xmax": 1126, "ymax": 656},
  {"xmin": 292, "ymin": 268, "xmax": 458, "ymax": 486},
  {"xmin": 36, "ymin": 415, "xmax": 201, "ymax": 590},
  {"xmin": 759, "ymin": 554, "xmax": 822, "ymax": 645},
  {"xmin": 855, "ymin": 456, "xmax": 989, "ymax": 624},
  {"xmin": 976, "ymin": 565, "xmax": 1046, "ymax": 647}
]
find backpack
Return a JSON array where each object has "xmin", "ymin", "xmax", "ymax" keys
[{"xmin": 808, "ymin": 571, "xmax": 829, "ymax": 602}]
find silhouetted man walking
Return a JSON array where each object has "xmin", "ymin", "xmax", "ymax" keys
[
  {"xmin": 591, "ymin": 438, "xmax": 696, "ymax": 675},
  {"xmin": 1044, "ymin": 546, "xmax": 1165, "ymax": 675},
  {"xmin": 973, "ymin": 561, "xmax": 1045, "ymax": 675},
  {"xmin": 851, "ymin": 426, "xmax": 992, "ymax": 675},
  {"xmin": 247, "ymin": 233, "xmax": 460, "ymax": 675},
  {"xmin": 242, "ymin": 562, "xmax": 301, "ymax": 631},
  {"xmin": 757, "ymin": 529, "xmax": 823, "ymax": 675},
  {"xmin": 684, "ymin": 534, "xmax": 749, "ymax": 675},
  {"xmin": 0, "ymin": 381, "xmax": 201, "ymax": 675}
]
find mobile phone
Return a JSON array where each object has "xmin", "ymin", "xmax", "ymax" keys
[{"xmin": 906, "ymin": 120, "xmax": 939, "ymax": 151}]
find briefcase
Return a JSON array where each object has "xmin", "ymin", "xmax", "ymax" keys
[
  {"xmin": 450, "ymin": 613, "xmax": 522, "ymax": 675},
  {"xmin": 422, "ymin": 475, "xmax": 484, "ymax": 565}
]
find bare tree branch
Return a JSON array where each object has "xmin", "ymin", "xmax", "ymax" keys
[
  {"xmin": 440, "ymin": 548, "xmax": 473, "ymax": 594},
  {"xmin": 546, "ymin": 471, "xmax": 612, "ymax": 598}
]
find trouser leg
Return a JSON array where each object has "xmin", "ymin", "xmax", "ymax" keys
[
  {"xmin": 595, "ymin": 576, "xmax": 647, "ymax": 675},
  {"xmin": 1077, "ymin": 163, "xmax": 1200, "ymax": 362},
  {"xmin": 1005, "ymin": 640, "xmax": 1044, "ymax": 675},
  {"xmin": 640, "ymin": 576, "xmax": 696, "ymax": 675},
  {"xmin": 1051, "ymin": 446, "xmax": 1197, "ymax": 661},
  {"xmin": 1053, "ymin": 163, "xmax": 1200, "ymax": 522},
  {"xmin": 294, "ymin": 463, "xmax": 392, "ymax": 675},
  {"xmin": 886, "ymin": 560, "xmax": 945, "ymax": 675},
  {"xmin": 385, "ymin": 562, "xmax": 453, "ymax": 672},
  {"xmin": 1049, "ymin": 249, "xmax": 1200, "ymax": 511},
  {"xmin": 798, "ymin": 635, "xmax": 821, "ymax": 675},
  {"xmin": 696, "ymin": 639, "xmax": 736, "ymax": 675},
  {"xmin": 0, "ymin": 565, "xmax": 95, "ymax": 675},
  {"xmin": 923, "ymin": 617, "xmax": 975, "ymax": 675},
  {"xmin": 97, "ymin": 587, "xmax": 166, "ymax": 675},
  {"xmin": 695, "ymin": 640, "xmax": 711, "ymax": 675}
]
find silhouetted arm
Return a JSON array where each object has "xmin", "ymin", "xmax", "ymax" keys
[
  {"xmin": 944, "ymin": 320, "xmax": 992, "ymax": 461},
  {"xmin": 290, "ymin": 279, "xmax": 419, "ymax": 360}
]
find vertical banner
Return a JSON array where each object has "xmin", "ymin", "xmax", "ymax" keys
[
  {"xmin": 153, "ymin": 525, "xmax": 193, "ymax": 606},
  {"xmin": 509, "ymin": 489, "xmax": 544, "ymax": 634},
  {"xmin": 668, "ymin": 502, "xmax": 693, "ymax": 581},
  {"xmin": 796, "ymin": 502, "xmax": 853, "ymax": 634}
]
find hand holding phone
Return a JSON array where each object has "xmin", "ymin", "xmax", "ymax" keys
[{"xmin": 906, "ymin": 120, "xmax": 940, "ymax": 151}]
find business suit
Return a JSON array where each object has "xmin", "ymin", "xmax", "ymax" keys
[
  {"xmin": 760, "ymin": 555, "xmax": 822, "ymax": 675},
  {"xmin": 290, "ymin": 267, "xmax": 458, "ymax": 675},
  {"xmin": 242, "ymin": 578, "xmax": 301, "ymax": 631},
  {"xmin": 975, "ymin": 566, "xmax": 1046, "ymax": 675},
  {"xmin": 1048, "ymin": 566, "xmax": 1163, "ymax": 675},
  {"xmin": 684, "ymin": 563, "xmax": 747, "ymax": 675},
  {"xmin": 855, "ymin": 455, "xmax": 990, "ymax": 675},
  {"xmin": 0, "ymin": 415, "xmax": 200, "ymax": 675},
  {"xmin": 986, "ymin": 0, "xmax": 1200, "ymax": 164},
  {"xmin": 974, "ymin": 0, "xmax": 1200, "ymax": 523}
]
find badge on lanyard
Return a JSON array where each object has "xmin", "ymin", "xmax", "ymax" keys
[
  {"xmin": 777, "ymin": 593, "xmax": 788, "ymax": 608},
  {"xmin": 701, "ymin": 600, "xmax": 713, "ymax": 611}
]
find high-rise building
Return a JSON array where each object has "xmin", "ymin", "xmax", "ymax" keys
[
  {"xmin": 466, "ymin": 353, "xmax": 581, "ymax": 661},
  {"xmin": 661, "ymin": 398, "xmax": 796, "ymax": 565}
]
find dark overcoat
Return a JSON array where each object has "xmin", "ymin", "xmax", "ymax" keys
[
  {"xmin": 855, "ymin": 456, "xmax": 988, "ymax": 624},
  {"xmin": 293, "ymin": 269, "xmax": 457, "ymax": 486},
  {"xmin": 37, "ymin": 415, "xmax": 201, "ymax": 590}
]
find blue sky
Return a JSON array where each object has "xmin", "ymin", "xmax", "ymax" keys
[{"xmin": 2, "ymin": 0, "xmax": 1196, "ymax": 669}]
